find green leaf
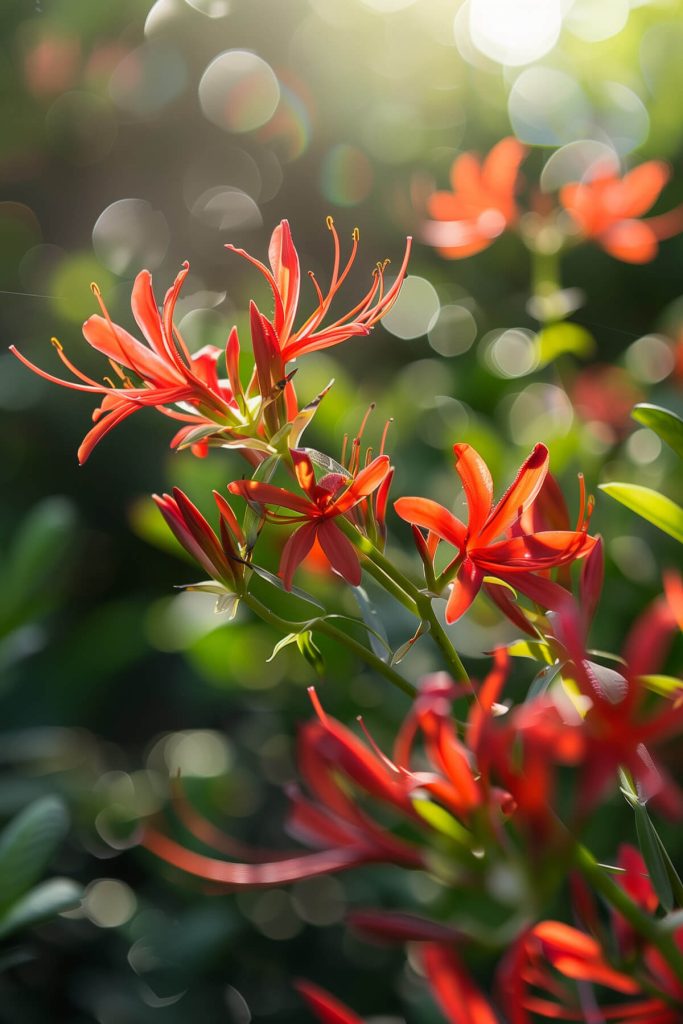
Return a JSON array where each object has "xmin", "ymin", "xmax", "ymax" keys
[
  {"xmin": 0, "ymin": 797, "xmax": 69, "ymax": 910},
  {"xmin": 266, "ymin": 632, "xmax": 302, "ymax": 663},
  {"xmin": 634, "ymin": 801, "xmax": 674, "ymax": 912},
  {"xmin": 296, "ymin": 631, "xmax": 325, "ymax": 677},
  {"xmin": 391, "ymin": 621, "xmax": 430, "ymax": 666},
  {"xmin": 599, "ymin": 483, "xmax": 683, "ymax": 544},
  {"xmin": 638, "ymin": 674, "xmax": 683, "ymax": 698},
  {"xmin": 248, "ymin": 564, "xmax": 324, "ymax": 610},
  {"xmin": 353, "ymin": 585, "xmax": 390, "ymax": 662},
  {"xmin": 412, "ymin": 798, "xmax": 472, "ymax": 847},
  {"xmin": 526, "ymin": 661, "xmax": 565, "ymax": 701},
  {"xmin": 0, "ymin": 879, "xmax": 82, "ymax": 940},
  {"xmin": 632, "ymin": 403, "xmax": 683, "ymax": 460},
  {"xmin": 507, "ymin": 639, "xmax": 554, "ymax": 664},
  {"xmin": 318, "ymin": 614, "xmax": 392, "ymax": 658}
]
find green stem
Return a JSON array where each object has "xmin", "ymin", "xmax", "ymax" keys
[
  {"xmin": 243, "ymin": 593, "xmax": 416, "ymax": 698},
  {"xmin": 575, "ymin": 842, "xmax": 683, "ymax": 980},
  {"xmin": 416, "ymin": 594, "xmax": 470, "ymax": 686}
]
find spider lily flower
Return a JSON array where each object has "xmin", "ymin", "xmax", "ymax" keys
[
  {"xmin": 153, "ymin": 487, "xmax": 248, "ymax": 617},
  {"xmin": 423, "ymin": 137, "xmax": 526, "ymax": 259},
  {"xmin": 560, "ymin": 161, "xmax": 683, "ymax": 263},
  {"xmin": 226, "ymin": 217, "xmax": 412, "ymax": 362},
  {"xmin": 394, "ymin": 443, "xmax": 597, "ymax": 624},
  {"xmin": 227, "ymin": 448, "xmax": 391, "ymax": 588},
  {"xmin": 504, "ymin": 918, "xmax": 683, "ymax": 1022},
  {"xmin": 10, "ymin": 266, "xmax": 244, "ymax": 464},
  {"xmin": 144, "ymin": 675, "xmax": 515, "ymax": 891}
]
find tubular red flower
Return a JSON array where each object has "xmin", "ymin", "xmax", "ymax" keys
[
  {"xmin": 395, "ymin": 443, "xmax": 596, "ymax": 623},
  {"xmin": 226, "ymin": 217, "xmax": 412, "ymax": 361}
]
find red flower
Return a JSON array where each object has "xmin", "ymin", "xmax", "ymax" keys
[
  {"xmin": 394, "ymin": 443, "xmax": 596, "ymax": 623},
  {"xmin": 153, "ymin": 487, "xmax": 247, "ymax": 617},
  {"xmin": 560, "ymin": 161, "xmax": 683, "ymax": 263},
  {"xmin": 296, "ymin": 981, "xmax": 365, "ymax": 1024},
  {"xmin": 227, "ymin": 449, "xmax": 391, "ymax": 588},
  {"xmin": 227, "ymin": 218, "xmax": 412, "ymax": 361},
  {"xmin": 10, "ymin": 265, "xmax": 238, "ymax": 463},
  {"xmin": 423, "ymin": 137, "xmax": 526, "ymax": 259}
]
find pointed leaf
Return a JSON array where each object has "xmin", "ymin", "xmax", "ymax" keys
[
  {"xmin": 248, "ymin": 563, "xmax": 324, "ymax": 610},
  {"xmin": 0, "ymin": 797, "xmax": 69, "ymax": 909},
  {"xmin": 638, "ymin": 674, "xmax": 683, "ymax": 698},
  {"xmin": 296, "ymin": 631, "xmax": 325, "ymax": 677},
  {"xmin": 267, "ymin": 632, "xmax": 303, "ymax": 663},
  {"xmin": 391, "ymin": 620, "xmax": 430, "ymax": 666},
  {"xmin": 634, "ymin": 800, "xmax": 674, "ymax": 912},
  {"xmin": 0, "ymin": 878, "xmax": 82, "ymax": 940},
  {"xmin": 599, "ymin": 483, "xmax": 683, "ymax": 543},
  {"xmin": 526, "ymin": 660, "xmax": 565, "ymax": 701},
  {"xmin": 352, "ymin": 586, "xmax": 390, "ymax": 662},
  {"xmin": 631, "ymin": 403, "xmax": 683, "ymax": 460}
]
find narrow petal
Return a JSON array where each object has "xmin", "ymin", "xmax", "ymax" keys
[
  {"xmin": 316, "ymin": 520, "xmax": 361, "ymax": 585},
  {"xmin": 453, "ymin": 443, "xmax": 493, "ymax": 538},
  {"xmin": 291, "ymin": 448, "xmax": 318, "ymax": 500},
  {"xmin": 600, "ymin": 220, "xmax": 659, "ymax": 263},
  {"xmin": 421, "ymin": 943, "xmax": 499, "ymax": 1024},
  {"xmin": 295, "ymin": 981, "xmax": 365, "ymax": 1024},
  {"xmin": 269, "ymin": 219, "xmax": 301, "ymax": 341},
  {"xmin": 616, "ymin": 161, "xmax": 669, "ymax": 219},
  {"xmin": 228, "ymin": 479, "xmax": 314, "ymax": 516},
  {"xmin": 482, "ymin": 136, "xmax": 526, "ymax": 210},
  {"xmin": 334, "ymin": 455, "xmax": 390, "ymax": 514},
  {"xmin": 77, "ymin": 400, "xmax": 138, "ymax": 464},
  {"xmin": 143, "ymin": 828, "xmax": 370, "ymax": 887},
  {"xmin": 394, "ymin": 497, "xmax": 466, "ymax": 549},
  {"xmin": 279, "ymin": 521, "xmax": 318, "ymax": 589},
  {"xmin": 474, "ymin": 530, "xmax": 595, "ymax": 571},
  {"xmin": 82, "ymin": 315, "xmax": 181, "ymax": 385},
  {"xmin": 478, "ymin": 443, "xmax": 549, "ymax": 544},
  {"xmin": 445, "ymin": 559, "xmax": 483, "ymax": 623}
]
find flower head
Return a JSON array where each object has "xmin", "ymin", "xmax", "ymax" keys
[
  {"xmin": 395, "ymin": 443, "xmax": 596, "ymax": 623},
  {"xmin": 560, "ymin": 160, "xmax": 683, "ymax": 263},
  {"xmin": 227, "ymin": 217, "xmax": 412, "ymax": 361},
  {"xmin": 227, "ymin": 448, "xmax": 391, "ymax": 588},
  {"xmin": 423, "ymin": 137, "xmax": 526, "ymax": 259},
  {"xmin": 10, "ymin": 265, "xmax": 239, "ymax": 463}
]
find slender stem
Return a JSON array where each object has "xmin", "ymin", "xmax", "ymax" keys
[
  {"xmin": 243, "ymin": 593, "xmax": 416, "ymax": 698},
  {"xmin": 336, "ymin": 518, "xmax": 420, "ymax": 614},
  {"xmin": 416, "ymin": 595, "xmax": 470, "ymax": 686},
  {"xmin": 575, "ymin": 842, "xmax": 683, "ymax": 980}
]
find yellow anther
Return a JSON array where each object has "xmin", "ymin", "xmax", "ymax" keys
[
  {"xmin": 352, "ymin": 227, "xmax": 359, "ymax": 241},
  {"xmin": 50, "ymin": 336, "xmax": 63, "ymax": 352},
  {"xmin": 326, "ymin": 215, "xmax": 334, "ymax": 229},
  {"xmin": 90, "ymin": 282, "xmax": 101, "ymax": 297}
]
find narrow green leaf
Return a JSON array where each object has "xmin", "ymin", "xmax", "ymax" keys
[
  {"xmin": 638, "ymin": 674, "xmax": 683, "ymax": 698},
  {"xmin": 391, "ymin": 621, "xmax": 430, "ymax": 666},
  {"xmin": 0, "ymin": 878, "xmax": 82, "ymax": 940},
  {"xmin": 266, "ymin": 632, "xmax": 302, "ymax": 663},
  {"xmin": 353, "ymin": 586, "xmax": 390, "ymax": 662},
  {"xmin": 599, "ymin": 483, "xmax": 683, "ymax": 544},
  {"xmin": 0, "ymin": 797, "xmax": 69, "ymax": 909},
  {"xmin": 318, "ymin": 614, "xmax": 392, "ymax": 657},
  {"xmin": 412, "ymin": 798, "xmax": 472, "ymax": 846},
  {"xmin": 634, "ymin": 801, "xmax": 674, "ymax": 912},
  {"xmin": 507, "ymin": 639, "xmax": 554, "ymax": 664},
  {"xmin": 526, "ymin": 661, "xmax": 564, "ymax": 701},
  {"xmin": 248, "ymin": 564, "xmax": 324, "ymax": 610},
  {"xmin": 296, "ymin": 631, "xmax": 325, "ymax": 677},
  {"xmin": 242, "ymin": 455, "xmax": 279, "ymax": 548},
  {"xmin": 632, "ymin": 403, "xmax": 683, "ymax": 460}
]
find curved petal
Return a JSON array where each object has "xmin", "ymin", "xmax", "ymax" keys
[
  {"xmin": 600, "ymin": 220, "xmax": 658, "ymax": 264},
  {"xmin": 616, "ymin": 161, "xmax": 669, "ymax": 219},
  {"xmin": 130, "ymin": 269, "xmax": 167, "ymax": 358},
  {"xmin": 279, "ymin": 521, "xmax": 318, "ymax": 589},
  {"xmin": 334, "ymin": 455, "xmax": 390, "ymax": 513},
  {"xmin": 291, "ymin": 448, "xmax": 318, "ymax": 499},
  {"xmin": 316, "ymin": 520, "xmax": 361, "ymax": 585},
  {"xmin": 474, "ymin": 530, "xmax": 595, "ymax": 570},
  {"xmin": 394, "ymin": 497, "xmax": 466, "ymax": 549},
  {"xmin": 421, "ymin": 943, "xmax": 498, "ymax": 1024},
  {"xmin": 77, "ymin": 400, "xmax": 138, "ymax": 464},
  {"xmin": 453, "ymin": 443, "xmax": 493, "ymax": 538},
  {"xmin": 445, "ymin": 559, "xmax": 483, "ymax": 623},
  {"xmin": 478, "ymin": 443, "xmax": 549, "ymax": 544},
  {"xmin": 269, "ymin": 219, "xmax": 301, "ymax": 341},
  {"xmin": 228, "ymin": 479, "xmax": 314, "ymax": 516},
  {"xmin": 482, "ymin": 136, "xmax": 525, "ymax": 213},
  {"xmin": 82, "ymin": 315, "xmax": 181, "ymax": 386},
  {"xmin": 295, "ymin": 981, "xmax": 365, "ymax": 1024}
]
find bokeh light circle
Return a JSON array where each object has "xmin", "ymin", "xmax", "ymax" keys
[
  {"xmin": 109, "ymin": 43, "xmax": 187, "ymax": 117},
  {"xmin": 381, "ymin": 276, "xmax": 440, "ymax": 340},
  {"xmin": 540, "ymin": 140, "xmax": 620, "ymax": 191},
  {"xmin": 93, "ymin": 200, "xmax": 170, "ymax": 276},
  {"xmin": 469, "ymin": 0, "xmax": 562, "ymax": 66},
  {"xmin": 428, "ymin": 304, "xmax": 477, "ymax": 357},
  {"xmin": 625, "ymin": 334, "xmax": 675, "ymax": 384},
  {"xmin": 508, "ymin": 67, "xmax": 590, "ymax": 146},
  {"xmin": 185, "ymin": 0, "xmax": 230, "ymax": 15},
  {"xmin": 191, "ymin": 187, "xmax": 262, "ymax": 231},
  {"xmin": 199, "ymin": 50, "xmax": 280, "ymax": 133},
  {"xmin": 482, "ymin": 328, "xmax": 538, "ymax": 378},
  {"xmin": 565, "ymin": 0, "xmax": 629, "ymax": 43},
  {"xmin": 320, "ymin": 145, "xmax": 373, "ymax": 206}
]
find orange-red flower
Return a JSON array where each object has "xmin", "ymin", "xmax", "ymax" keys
[
  {"xmin": 227, "ymin": 449, "xmax": 391, "ymax": 588},
  {"xmin": 394, "ymin": 443, "xmax": 596, "ymax": 623},
  {"xmin": 227, "ymin": 218, "xmax": 412, "ymax": 361},
  {"xmin": 560, "ymin": 161, "xmax": 683, "ymax": 263},
  {"xmin": 423, "ymin": 137, "xmax": 526, "ymax": 259},
  {"xmin": 10, "ymin": 265, "xmax": 239, "ymax": 463}
]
